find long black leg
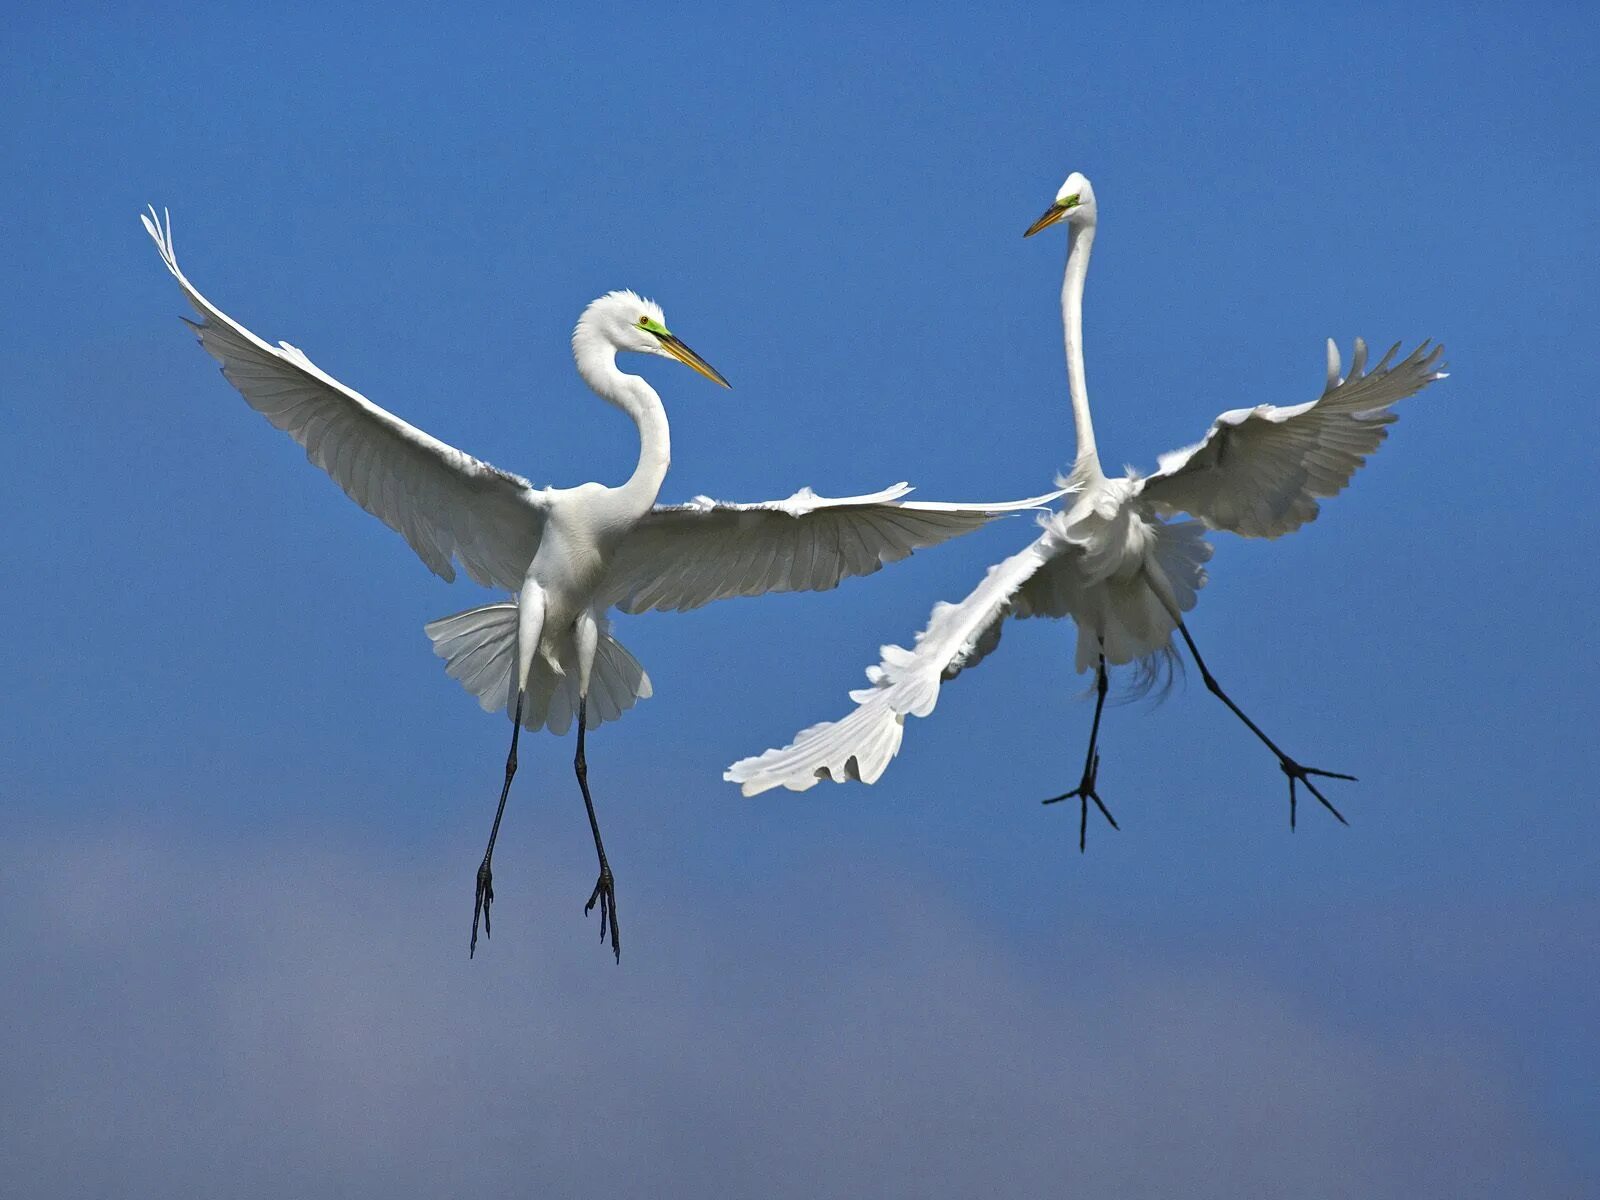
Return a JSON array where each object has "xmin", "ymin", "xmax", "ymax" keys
[
  {"xmin": 574, "ymin": 699, "xmax": 620, "ymax": 963},
  {"xmin": 470, "ymin": 692, "xmax": 523, "ymax": 958},
  {"xmin": 1174, "ymin": 621, "xmax": 1354, "ymax": 829},
  {"xmin": 1042, "ymin": 654, "xmax": 1120, "ymax": 851}
]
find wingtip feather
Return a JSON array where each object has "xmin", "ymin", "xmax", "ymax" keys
[{"xmin": 141, "ymin": 205, "xmax": 178, "ymax": 270}]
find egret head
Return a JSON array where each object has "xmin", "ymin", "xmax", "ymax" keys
[
  {"xmin": 578, "ymin": 290, "xmax": 730, "ymax": 387},
  {"xmin": 1023, "ymin": 172, "xmax": 1097, "ymax": 238}
]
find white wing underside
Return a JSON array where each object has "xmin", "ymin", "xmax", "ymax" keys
[
  {"xmin": 725, "ymin": 533, "xmax": 1057, "ymax": 795},
  {"xmin": 603, "ymin": 484, "xmax": 1067, "ymax": 614},
  {"xmin": 143, "ymin": 207, "xmax": 546, "ymax": 589},
  {"xmin": 1136, "ymin": 338, "xmax": 1447, "ymax": 538}
]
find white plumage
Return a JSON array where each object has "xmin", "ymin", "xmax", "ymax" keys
[
  {"xmin": 143, "ymin": 213, "xmax": 542, "ymax": 592},
  {"xmin": 424, "ymin": 603, "xmax": 651, "ymax": 737},
  {"xmin": 143, "ymin": 207, "xmax": 1059, "ymax": 956},
  {"xmin": 601, "ymin": 482, "xmax": 1061, "ymax": 615},
  {"xmin": 1139, "ymin": 336, "xmax": 1440, "ymax": 538},
  {"xmin": 727, "ymin": 173, "xmax": 1447, "ymax": 844}
]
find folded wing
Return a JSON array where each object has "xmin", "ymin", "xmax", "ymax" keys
[
  {"xmin": 1136, "ymin": 338, "xmax": 1446, "ymax": 538},
  {"xmin": 601, "ymin": 482, "xmax": 1064, "ymax": 614},
  {"xmin": 143, "ymin": 207, "xmax": 546, "ymax": 589}
]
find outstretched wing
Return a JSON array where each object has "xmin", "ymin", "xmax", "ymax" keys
[
  {"xmin": 724, "ymin": 533, "xmax": 1056, "ymax": 795},
  {"xmin": 601, "ymin": 483, "xmax": 1065, "ymax": 614},
  {"xmin": 143, "ymin": 207, "xmax": 546, "ymax": 589},
  {"xmin": 1136, "ymin": 338, "xmax": 1447, "ymax": 538}
]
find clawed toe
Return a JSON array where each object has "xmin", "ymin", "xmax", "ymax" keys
[
  {"xmin": 1280, "ymin": 758, "xmax": 1355, "ymax": 829},
  {"xmin": 585, "ymin": 868, "xmax": 620, "ymax": 963},
  {"xmin": 470, "ymin": 858, "xmax": 495, "ymax": 958},
  {"xmin": 1042, "ymin": 753, "xmax": 1119, "ymax": 852}
]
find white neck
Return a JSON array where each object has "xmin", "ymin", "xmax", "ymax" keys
[
  {"xmin": 1061, "ymin": 221, "xmax": 1103, "ymax": 485},
  {"xmin": 573, "ymin": 330, "xmax": 671, "ymax": 512}
]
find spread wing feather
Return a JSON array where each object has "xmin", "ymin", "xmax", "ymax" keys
[
  {"xmin": 143, "ymin": 207, "xmax": 546, "ymax": 588},
  {"xmin": 1136, "ymin": 338, "xmax": 1446, "ymax": 538},
  {"xmin": 603, "ymin": 483, "xmax": 1065, "ymax": 614},
  {"xmin": 724, "ymin": 534, "xmax": 1056, "ymax": 795}
]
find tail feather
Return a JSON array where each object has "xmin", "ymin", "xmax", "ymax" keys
[
  {"xmin": 589, "ymin": 634, "xmax": 653, "ymax": 725},
  {"xmin": 424, "ymin": 603, "xmax": 520, "ymax": 712},
  {"xmin": 424, "ymin": 603, "xmax": 651, "ymax": 733}
]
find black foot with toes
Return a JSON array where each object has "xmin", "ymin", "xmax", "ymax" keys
[
  {"xmin": 1042, "ymin": 752, "xmax": 1120, "ymax": 852},
  {"xmin": 470, "ymin": 857, "xmax": 494, "ymax": 958},
  {"xmin": 585, "ymin": 865, "xmax": 620, "ymax": 963},
  {"xmin": 1280, "ymin": 759, "xmax": 1356, "ymax": 829}
]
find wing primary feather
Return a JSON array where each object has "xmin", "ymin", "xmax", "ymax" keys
[
  {"xmin": 143, "ymin": 207, "xmax": 546, "ymax": 589},
  {"xmin": 1137, "ymin": 336, "xmax": 1447, "ymax": 538}
]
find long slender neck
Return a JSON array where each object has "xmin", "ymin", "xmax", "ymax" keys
[
  {"xmin": 574, "ymin": 335, "xmax": 671, "ymax": 511},
  {"xmin": 1061, "ymin": 221, "xmax": 1103, "ymax": 485}
]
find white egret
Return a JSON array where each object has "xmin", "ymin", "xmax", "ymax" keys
[
  {"xmin": 727, "ymin": 173, "xmax": 1447, "ymax": 848},
  {"xmin": 142, "ymin": 209, "xmax": 1064, "ymax": 957}
]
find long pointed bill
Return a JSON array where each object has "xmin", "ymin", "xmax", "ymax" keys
[
  {"xmin": 657, "ymin": 333, "xmax": 732, "ymax": 388},
  {"xmin": 1023, "ymin": 204, "xmax": 1070, "ymax": 238}
]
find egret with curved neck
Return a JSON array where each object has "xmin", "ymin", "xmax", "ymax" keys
[
  {"xmin": 143, "ymin": 208, "xmax": 1062, "ymax": 959},
  {"xmin": 484, "ymin": 291, "xmax": 730, "ymax": 960},
  {"xmin": 570, "ymin": 297, "xmax": 682, "ymax": 510}
]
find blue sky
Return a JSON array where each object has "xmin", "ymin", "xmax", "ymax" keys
[{"xmin": 3, "ymin": 3, "xmax": 1596, "ymax": 1194}]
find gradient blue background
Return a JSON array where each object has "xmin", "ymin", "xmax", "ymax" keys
[{"xmin": 4, "ymin": 3, "xmax": 1596, "ymax": 1195}]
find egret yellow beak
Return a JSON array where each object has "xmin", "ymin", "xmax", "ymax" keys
[
  {"xmin": 656, "ymin": 331, "xmax": 732, "ymax": 388},
  {"xmin": 1023, "ymin": 195, "xmax": 1079, "ymax": 238}
]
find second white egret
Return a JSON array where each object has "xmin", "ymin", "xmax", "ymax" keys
[{"xmin": 727, "ymin": 173, "xmax": 1447, "ymax": 849}]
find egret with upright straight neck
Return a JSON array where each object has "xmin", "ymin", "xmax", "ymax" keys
[
  {"xmin": 728, "ymin": 173, "xmax": 1447, "ymax": 849},
  {"xmin": 143, "ymin": 208, "xmax": 1062, "ymax": 957}
]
